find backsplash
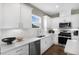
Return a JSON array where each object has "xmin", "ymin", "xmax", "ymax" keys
[{"xmin": 0, "ymin": 28, "xmax": 40, "ymax": 44}]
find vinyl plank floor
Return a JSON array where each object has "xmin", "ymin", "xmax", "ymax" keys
[{"xmin": 43, "ymin": 44, "xmax": 67, "ymax": 55}]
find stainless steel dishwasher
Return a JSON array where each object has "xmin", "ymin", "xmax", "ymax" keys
[{"xmin": 29, "ymin": 40, "xmax": 40, "ymax": 55}]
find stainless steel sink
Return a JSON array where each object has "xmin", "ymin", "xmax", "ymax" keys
[{"xmin": 37, "ymin": 35, "xmax": 45, "ymax": 38}]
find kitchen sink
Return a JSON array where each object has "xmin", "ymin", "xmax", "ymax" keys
[{"xmin": 37, "ymin": 35, "xmax": 45, "ymax": 38}]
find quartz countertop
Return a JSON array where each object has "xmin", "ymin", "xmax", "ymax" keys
[
  {"xmin": 1, "ymin": 33, "xmax": 53, "ymax": 53},
  {"xmin": 64, "ymin": 40, "xmax": 79, "ymax": 54}
]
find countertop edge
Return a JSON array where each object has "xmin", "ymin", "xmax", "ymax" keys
[{"xmin": 1, "ymin": 34, "xmax": 53, "ymax": 53}]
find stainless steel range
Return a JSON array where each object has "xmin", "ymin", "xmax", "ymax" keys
[
  {"xmin": 58, "ymin": 30, "xmax": 71, "ymax": 45},
  {"xmin": 58, "ymin": 22, "xmax": 72, "ymax": 46}
]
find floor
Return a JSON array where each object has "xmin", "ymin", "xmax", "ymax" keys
[{"xmin": 43, "ymin": 44, "xmax": 67, "ymax": 55}]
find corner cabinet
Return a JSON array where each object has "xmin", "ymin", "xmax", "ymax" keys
[{"xmin": 21, "ymin": 4, "xmax": 32, "ymax": 29}]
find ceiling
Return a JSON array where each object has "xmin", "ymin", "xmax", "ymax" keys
[{"xmin": 31, "ymin": 3, "xmax": 79, "ymax": 16}]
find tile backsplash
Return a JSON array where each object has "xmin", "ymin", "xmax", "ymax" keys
[{"xmin": 0, "ymin": 28, "xmax": 41, "ymax": 44}]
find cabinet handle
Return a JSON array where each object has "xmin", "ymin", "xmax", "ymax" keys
[{"xmin": 16, "ymin": 49, "xmax": 23, "ymax": 53}]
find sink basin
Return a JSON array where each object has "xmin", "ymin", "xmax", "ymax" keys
[
  {"xmin": 37, "ymin": 35, "xmax": 45, "ymax": 38},
  {"xmin": 2, "ymin": 37, "xmax": 16, "ymax": 45}
]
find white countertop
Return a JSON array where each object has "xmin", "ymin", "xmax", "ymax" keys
[
  {"xmin": 1, "ymin": 33, "xmax": 53, "ymax": 53},
  {"xmin": 64, "ymin": 40, "xmax": 79, "ymax": 55}
]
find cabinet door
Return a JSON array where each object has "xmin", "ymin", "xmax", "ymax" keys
[
  {"xmin": 1, "ymin": 44, "xmax": 29, "ymax": 55},
  {"xmin": 71, "ymin": 14, "xmax": 79, "ymax": 29},
  {"xmin": 47, "ymin": 35, "xmax": 53, "ymax": 48},
  {"xmin": 16, "ymin": 44, "xmax": 29, "ymax": 55},
  {"xmin": 0, "ymin": 4, "xmax": 3, "ymax": 28},
  {"xmin": 44, "ymin": 37, "xmax": 50, "ymax": 51},
  {"xmin": 45, "ymin": 36, "xmax": 53, "ymax": 50},
  {"xmin": 41, "ymin": 37, "xmax": 50, "ymax": 54},
  {"xmin": 49, "ymin": 35, "xmax": 53, "ymax": 44},
  {"xmin": 41, "ymin": 35, "xmax": 54, "ymax": 54},
  {"xmin": 21, "ymin": 4, "xmax": 32, "ymax": 29},
  {"xmin": 2, "ymin": 4, "xmax": 20, "ymax": 28},
  {"xmin": 41, "ymin": 38, "xmax": 46, "ymax": 54}
]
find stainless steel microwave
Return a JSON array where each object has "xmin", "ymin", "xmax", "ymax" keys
[{"xmin": 59, "ymin": 22, "xmax": 71, "ymax": 28}]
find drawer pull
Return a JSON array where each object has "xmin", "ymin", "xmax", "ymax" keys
[{"xmin": 16, "ymin": 49, "xmax": 23, "ymax": 53}]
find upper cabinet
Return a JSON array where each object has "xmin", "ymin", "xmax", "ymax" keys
[
  {"xmin": 0, "ymin": 4, "xmax": 3, "ymax": 28},
  {"xmin": 21, "ymin": 4, "xmax": 32, "ymax": 29},
  {"xmin": 71, "ymin": 14, "xmax": 79, "ymax": 29},
  {"xmin": 0, "ymin": 3, "xmax": 32, "ymax": 29},
  {"xmin": 2, "ymin": 4, "xmax": 20, "ymax": 29}
]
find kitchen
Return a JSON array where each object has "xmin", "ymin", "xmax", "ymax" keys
[{"xmin": 0, "ymin": 3, "xmax": 79, "ymax": 55}]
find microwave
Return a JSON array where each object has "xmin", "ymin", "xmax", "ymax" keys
[{"xmin": 59, "ymin": 22, "xmax": 71, "ymax": 28}]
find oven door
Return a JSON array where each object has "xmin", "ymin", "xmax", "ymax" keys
[{"xmin": 58, "ymin": 37, "xmax": 71, "ymax": 45}]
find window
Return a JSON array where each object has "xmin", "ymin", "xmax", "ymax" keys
[{"xmin": 32, "ymin": 15, "xmax": 41, "ymax": 28}]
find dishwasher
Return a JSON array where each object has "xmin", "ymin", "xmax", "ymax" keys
[{"xmin": 29, "ymin": 40, "xmax": 40, "ymax": 55}]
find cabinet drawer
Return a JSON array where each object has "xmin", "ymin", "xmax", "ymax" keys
[{"xmin": 2, "ymin": 44, "xmax": 29, "ymax": 55}]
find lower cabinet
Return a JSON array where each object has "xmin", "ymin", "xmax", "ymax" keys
[
  {"xmin": 41, "ymin": 35, "xmax": 53, "ymax": 54},
  {"xmin": 1, "ymin": 44, "xmax": 29, "ymax": 55},
  {"xmin": 41, "ymin": 38, "xmax": 47, "ymax": 54},
  {"xmin": 1, "ymin": 35, "xmax": 53, "ymax": 55}
]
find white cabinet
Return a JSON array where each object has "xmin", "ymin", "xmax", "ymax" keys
[
  {"xmin": 0, "ymin": 4, "xmax": 32, "ymax": 29},
  {"xmin": 48, "ymin": 35, "xmax": 54, "ymax": 47},
  {"xmin": 41, "ymin": 38, "xmax": 47, "ymax": 54},
  {"xmin": 2, "ymin": 4, "xmax": 20, "ymax": 28},
  {"xmin": 21, "ymin": 4, "xmax": 32, "ymax": 29},
  {"xmin": 41, "ymin": 34, "xmax": 53, "ymax": 54},
  {"xmin": 71, "ymin": 14, "xmax": 79, "ymax": 29},
  {"xmin": 1, "ymin": 44, "xmax": 29, "ymax": 55},
  {"xmin": 0, "ymin": 4, "xmax": 3, "ymax": 28}
]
